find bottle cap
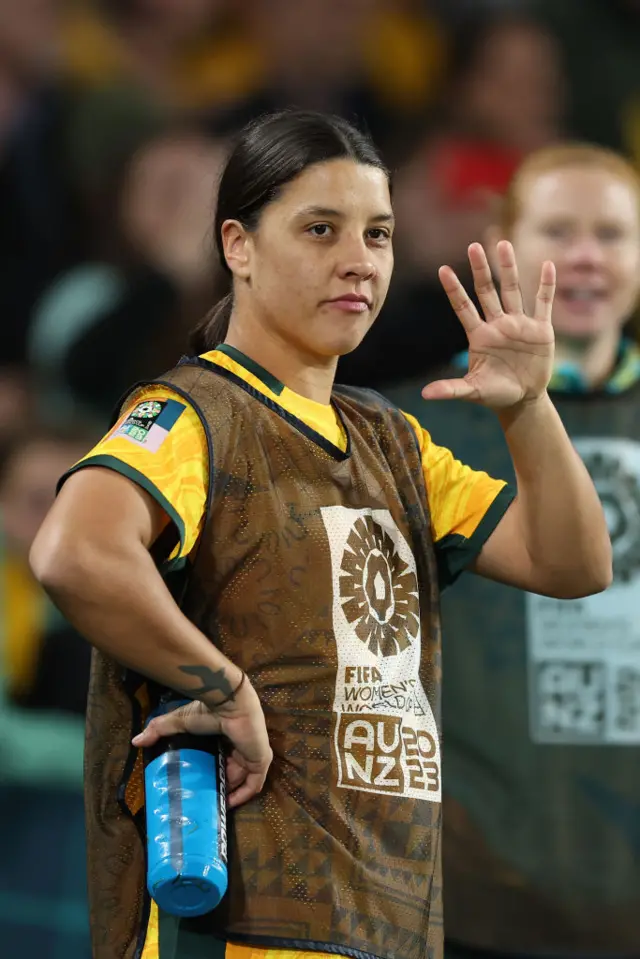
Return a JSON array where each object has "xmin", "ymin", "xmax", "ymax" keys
[{"xmin": 149, "ymin": 857, "xmax": 228, "ymax": 917}]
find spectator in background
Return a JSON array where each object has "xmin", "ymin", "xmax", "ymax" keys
[
  {"xmin": 340, "ymin": 14, "xmax": 564, "ymax": 389},
  {"xmin": 0, "ymin": 0, "xmax": 57, "ymax": 139},
  {"xmin": 28, "ymin": 129, "xmax": 227, "ymax": 423},
  {"xmin": 387, "ymin": 145, "xmax": 640, "ymax": 958},
  {"xmin": 393, "ymin": 14, "xmax": 564, "ymax": 281},
  {"xmin": 0, "ymin": 0, "xmax": 88, "ymax": 368},
  {"xmin": 64, "ymin": 0, "xmax": 236, "ymax": 106},
  {"xmin": 208, "ymin": 0, "xmax": 446, "ymax": 163},
  {"xmin": 532, "ymin": 0, "xmax": 640, "ymax": 164},
  {"xmin": 60, "ymin": 0, "xmax": 240, "ymax": 196},
  {"xmin": 0, "ymin": 367, "xmax": 35, "ymax": 443},
  {"xmin": 1, "ymin": 425, "xmax": 92, "ymax": 726},
  {"xmin": 0, "ymin": 424, "xmax": 94, "ymax": 958}
]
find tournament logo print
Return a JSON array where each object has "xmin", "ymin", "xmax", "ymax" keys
[
  {"xmin": 340, "ymin": 515, "xmax": 420, "ymax": 657},
  {"xmin": 527, "ymin": 438, "xmax": 640, "ymax": 746},
  {"xmin": 115, "ymin": 397, "xmax": 186, "ymax": 452},
  {"xmin": 321, "ymin": 506, "xmax": 441, "ymax": 803},
  {"xmin": 132, "ymin": 401, "xmax": 163, "ymax": 419},
  {"xmin": 581, "ymin": 449, "xmax": 640, "ymax": 583}
]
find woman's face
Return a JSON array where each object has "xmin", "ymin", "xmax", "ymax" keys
[
  {"xmin": 460, "ymin": 22, "xmax": 562, "ymax": 152},
  {"xmin": 225, "ymin": 158, "xmax": 394, "ymax": 360},
  {"xmin": 123, "ymin": 135, "xmax": 224, "ymax": 252},
  {"xmin": 249, "ymin": 0, "xmax": 380, "ymax": 85},
  {"xmin": 510, "ymin": 166, "xmax": 640, "ymax": 340},
  {"xmin": 0, "ymin": 440, "xmax": 85, "ymax": 558}
]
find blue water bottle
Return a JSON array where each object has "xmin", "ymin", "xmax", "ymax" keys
[{"xmin": 144, "ymin": 701, "xmax": 228, "ymax": 917}]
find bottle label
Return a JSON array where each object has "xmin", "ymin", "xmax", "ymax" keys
[{"xmin": 217, "ymin": 749, "xmax": 228, "ymax": 864}]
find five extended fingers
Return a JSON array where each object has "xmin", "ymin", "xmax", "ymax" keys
[{"xmin": 439, "ymin": 240, "xmax": 555, "ymax": 327}]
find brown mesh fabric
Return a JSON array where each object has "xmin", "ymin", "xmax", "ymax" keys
[
  {"xmin": 85, "ymin": 360, "xmax": 444, "ymax": 959},
  {"xmin": 84, "ymin": 653, "xmax": 149, "ymax": 959}
]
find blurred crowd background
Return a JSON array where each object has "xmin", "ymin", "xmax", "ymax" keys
[{"xmin": 1, "ymin": 1, "xmax": 639, "ymax": 956}]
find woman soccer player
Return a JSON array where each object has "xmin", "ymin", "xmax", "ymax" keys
[
  {"xmin": 30, "ymin": 113, "xmax": 610, "ymax": 959},
  {"xmin": 394, "ymin": 144, "xmax": 640, "ymax": 959}
]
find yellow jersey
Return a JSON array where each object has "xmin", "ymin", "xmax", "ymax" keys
[
  {"xmin": 76, "ymin": 347, "xmax": 509, "ymax": 586},
  {"xmin": 72, "ymin": 346, "xmax": 511, "ymax": 959}
]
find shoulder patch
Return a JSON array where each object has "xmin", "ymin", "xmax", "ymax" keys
[{"xmin": 115, "ymin": 397, "xmax": 186, "ymax": 451}]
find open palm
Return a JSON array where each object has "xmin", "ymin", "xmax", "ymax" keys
[{"xmin": 423, "ymin": 240, "xmax": 556, "ymax": 410}]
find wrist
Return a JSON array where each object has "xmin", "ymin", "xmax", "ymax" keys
[
  {"xmin": 201, "ymin": 668, "xmax": 248, "ymax": 712},
  {"xmin": 497, "ymin": 390, "xmax": 551, "ymax": 430}
]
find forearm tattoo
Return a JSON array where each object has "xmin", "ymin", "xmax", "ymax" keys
[{"xmin": 178, "ymin": 665, "xmax": 236, "ymax": 701}]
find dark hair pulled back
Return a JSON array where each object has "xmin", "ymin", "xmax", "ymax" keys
[{"xmin": 189, "ymin": 110, "xmax": 389, "ymax": 354}]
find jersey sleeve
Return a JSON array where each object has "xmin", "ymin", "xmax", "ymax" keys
[
  {"xmin": 60, "ymin": 386, "xmax": 208, "ymax": 564},
  {"xmin": 402, "ymin": 411, "xmax": 515, "ymax": 588}
]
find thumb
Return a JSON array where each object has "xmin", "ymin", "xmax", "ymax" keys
[
  {"xmin": 421, "ymin": 377, "xmax": 477, "ymax": 401},
  {"xmin": 132, "ymin": 702, "xmax": 192, "ymax": 747},
  {"xmin": 132, "ymin": 701, "xmax": 225, "ymax": 747}
]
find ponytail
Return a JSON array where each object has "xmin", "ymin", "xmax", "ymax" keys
[{"xmin": 189, "ymin": 293, "xmax": 233, "ymax": 355}]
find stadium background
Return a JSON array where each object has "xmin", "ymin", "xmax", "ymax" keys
[{"xmin": 1, "ymin": 1, "xmax": 638, "ymax": 956}]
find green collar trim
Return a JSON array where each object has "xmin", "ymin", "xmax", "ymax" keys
[{"xmin": 214, "ymin": 344, "xmax": 284, "ymax": 396}]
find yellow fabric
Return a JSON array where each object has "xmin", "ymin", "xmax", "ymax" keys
[
  {"xmin": 141, "ymin": 905, "xmax": 343, "ymax": 959},
  {"xmin": 61, "ymin": 7, "xmax": 444, "ymax": 114},
  {"xmin": 141, "ymin": 911, "xmax": 340, "ymax": 959},
  {"xmin": 2, "ymin": 555, "xmax": 47, "ymax": 695},
  {"xmin": 74, "ymin": 349, "xmax": 505, "ymax": 563},
  {"xmin": 214, "ymin": 349, "xmax": 348, "ymax": 450},
  {"xmin": 363, "ymin": 7, "xmax": 446, "ymax": 109},
  {"xmin": 61, "ymin": 11, "xmax": 260, "ymax": 109},
  {"xmin": 225, "ymin": 946, "xmax": 338, "ymax": 959},
  {"xmin": 141, "ymin": 901, "xmax": 159, "ymax": 959},
  {"xmin": 76, "ymin": 388, "xmax": 208, "ymax": 560},
  {"xmin": 402, "ymin": 411, "xmax": 508, "ymax": 543}
]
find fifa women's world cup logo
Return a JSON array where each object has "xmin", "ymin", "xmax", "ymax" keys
[
  {"xmin": 527, "ymin": 438, "xmax": 640, "ymax": 746},
  {"xmin": 339, "ymin": 514, "xmax": 420, "ymax": 657},
  {"xmin": 321, "ymin": 506, "xmax": 441, "ymax": 803}
]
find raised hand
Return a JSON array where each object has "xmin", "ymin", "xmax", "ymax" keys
[{"xmin": 422, "ymin": 240, "xmax": 556, "ymax": 410}]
